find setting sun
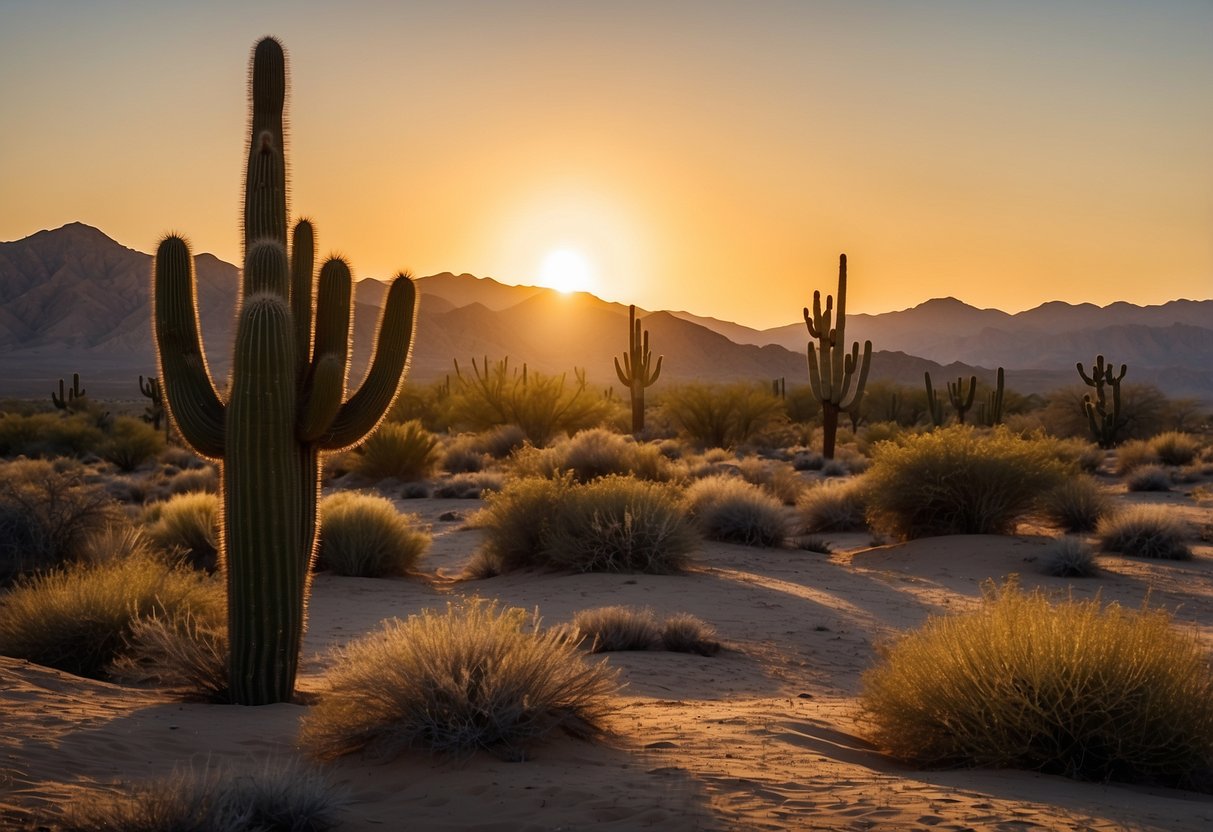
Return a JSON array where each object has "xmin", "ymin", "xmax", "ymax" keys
[{"xmin": 539, "ymin": 248, "xmax": 594, "ymax": 294}]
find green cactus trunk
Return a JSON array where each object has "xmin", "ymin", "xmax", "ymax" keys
[{"xmin": 152, "ymin": 38, "xmax": 416, "ymax": 705}]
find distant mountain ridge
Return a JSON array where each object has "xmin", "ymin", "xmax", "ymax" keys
[{"xmin": 1, "ymin": 223, "xmax": 1210, "ymax": 402}]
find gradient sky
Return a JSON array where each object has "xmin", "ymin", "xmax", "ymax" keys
[{"xmin": 2, "ymin": 0, "xmax": 1210, "ymax": 329}]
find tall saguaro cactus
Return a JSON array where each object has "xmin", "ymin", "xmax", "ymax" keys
[
  {"xmin": 51, "ymin": 373, "xmax": 86, "ymax": 410},
  {"xmin": 152, "ymin": 37, "xmax": 417, "ymax": 705},
  {"xmin": 947, "ymin": 376, "xmax": 977, "ymax": 425},
  {"xmin": 1078, "ymin": 355, "xmax": 1127, "ymax": 449},
  {"xmin": 614, "ymin": 304, "xmax": 663, "ymax": 433},
  {"xmin": 804, "ymin": 254, "xmax": 872, "ymax": 459}
]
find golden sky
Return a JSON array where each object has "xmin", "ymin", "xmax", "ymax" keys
[{"xmin": 2, "ymin": 1, "xmax": 1210, "ymax": 329}]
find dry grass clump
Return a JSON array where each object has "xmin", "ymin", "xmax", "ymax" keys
[
  {"xmin": 350, "ymin": 419, "xmax": 440, "ymax": 482},
  {"xmin": 110, "ymin": 606, "xmax": 229, "ymax": 702},
  {"xmin": 142, "ymin": 491, "xmax": 221, "ymax": 571},
  {"xmin": 167, "ymin": 464, "xmax": 219, "ymax": 495},
  {"xmin": 683, "ymin": 475, "xmax": 788, "ymax": 547},
  {"xmin": 1044, "ymin": 436, "xmax": 1106, "ymax": 474},
  {"xmin": 573, "ymin": 606, "xmax": 662, "ymax": 652},
  {"xmin": 0, "ymin": 458, "xmax": 123, "ymax": 582},
  {"xmin": 440, "ymin": 435, "xmax": 490, "ymax": 473},
  {"xmin": 298, "ymin": 601, "xmax": 618, "ymax": 760},
  {"xmin": 100, "ymin": 416, "xmax": 165, "ymax": 472},
  {"xmin": 1126, "ymin": 464, "xmax": 1172, "ymax": 492},
  {"xmin": 1036, "ymin": 476, "xmax": 1112, "ymax": 532},
  {"xmin": 861, "ymin": 581, "xmax": 1213, "ymax": 788},
  {"xmin": 863, "ymin": 426, "xmax": 1068, "ymax": 540},
  {"xmin": 572, "ymin": 606, "xmax": 721, "ymax": 656},
  {"xmin": 1041, "ymin": 536, "xmax": 1100, "ymax": 577},
  {"xmin": 41, "ymin": 759, "xmax": 343, "ymax": 832},
  {"xmin": 736, "ymin": 457, "xmax": 805, "ymax": 505},
  {"xmin": 660, "ymin": 382, "xmax": 785, "ymax": 449},
  {"xmin": 316, "ymin": 491, "xmax": 430, "ymax": 577},
  {"xmin": 1114, "ymin": 439, "xmax": 1159, "ymax": 476},
  {"xmin": 1097, "ymin": 505, "xmax": 1192, "ymax": 560},
  {"xmin": 796, "ymin": 478, "xmax": 868, "ymax": 533},
  {"xmin": 511, "ymin": 427, "xmax": 675, "ymax": 483},
  {"xmin": 471, "ymin": 475, "xmax": 698, "ymax": 575},
  {"xmin": 1151, "ymin": 431, "xmax": 1202, "ymax": 466},
  {"xmin": 0, "ymin": 550, "xmax": 224, "ymax": 679}
]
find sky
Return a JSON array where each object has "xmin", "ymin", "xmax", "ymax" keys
[{"xmin": 1, "ymin": 0, "xmax": 1210, "ymax": 329}]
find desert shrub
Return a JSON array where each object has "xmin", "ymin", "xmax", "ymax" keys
[
  {"xmin": 143, "ymin": 491, "xmax": 221, "ymax": 571},
  {"xmin": 863, "ymin": 426, "xmax": 1068, "ymax": 539},
  {"xmin": 512, "ymin": 427, "xmax": 675, "ymax": 483},
  {"xmin": 316, "ymin": 492, "xmax": 430, "ymax": 577},
  {"xmin": 1039, "ymin": 383, "xmax": 1173, "ymax": 444},
  {"xmin": 1036, "ymin": 476, "xmax": 1111, "ymax": 532},
  {"xmin": 159, "ymin": 444, "xmax": 207, "ymax": 469},
  {"xmin": 1097, "ymin": 505, "xmax": 1191, "ymax": 560},
  {"xmin": 683, "ymin": 475, "xmax": 788, "ymax": 547},
  {"xmin": 861, "ymin": 581, "xmax": 1213, "ymax": 788},
  {"xmin": 298, "ymin": 601, "xmax": 618, "ymax": 760},
  {"xmin": 661, "ymin": 382, "xmax": 785, "ymax": 449},
  {"xmin": 468, "ymin": 424, "xmax": 528, "ymax": 459},
  {"xmin": 797, "ymin": 478, "xmax": 868, "ymax": 533},
  {"xmin": 472, "ymin": 475, "xmax": 698, "ymax": 575},
  {"xmin": 573, "ymin": 606, "xmax": 661, "ymax": 652},
  {"xmin": 1043, "ymin": 436, "xmax": 1106, "ymax": 474},
  {"xmin": 110, "ymin": 606, "xmax": 229, "ymax": 702},
  {"xmin": 736, "ymin": 457, "xmax": 805, "ymax": 505},
  {"xmin": 1151, "ymin": 431, "xmax": 1202, "ymax": 466},
  {"xmin": 0, "ymin": 459, "xmax": 122, "ymax": 581},
  {"xmin": 350, "ymin": 419, "xmax": 440, "ymax": 482},
  {"xmin": 797, "ymin": 536, "xmax": 833, "ymax": 554},
  {"xmin": 0, "ymin": 551, "xmax": 224, "ymax": 679},
  {"xmin": 1114, "ymin": 439, "xmax": 1159, "ymax": 476},
  {"xmin": 1126, "ymin": 464, "xmax": 1172, "ymax": 492},
  {"xmin": 440, "ymin": 435, "xmax": 489, "ymax": 474},
  {"xmin": 1041, "ymin": 536, "xmax": 1100, "ymax": 577},
  {"xmin": 432, "ymin": 471, "xmax": 505, "ymax": 499},
  {"xmin": 660, "ymin": 612, "xmax": 721, "ymax": 656},
  {"xmin": 387, "ymin": 377, "xmax": 457, "ymax": 432},
  {"xmin": 43, "ymin": 759, "xmax": 342, "ymax": 832},
  {"xmin": 450, "ymin": 359, "xmax": 613, "ymax": 447},
  {"xmin": 0, "ymin": 411, "xmax": 106, "ymax": 458},
  {"xmin": 791, "ymin": 449, "xmax": 825, "ymax": 471},
  {"xmin": 100, "ymin": 415, "xmax": 165, "ymax": 472},
  {"xmin": 857, "ymin": 421, "xmax": 907, "ymax": 456},
  {"xmin": 168, "ymin": 465, "xmax": 219, "ymax": 495}
]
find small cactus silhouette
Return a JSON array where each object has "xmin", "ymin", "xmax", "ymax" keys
[
  {"xmin": 947, "ymin": 376, "xmax": 977, "ymax": 425},
  {"xmin": 1077, "ymin": 355, "xmax": 1127, "ymax": 449},
  {"xmin": 614, "ymin": 305, "xmax": 663, "ymax": 433},
  {"xmin": 51, "ymin": 373, "xmax": 86, "ymax": 410}
]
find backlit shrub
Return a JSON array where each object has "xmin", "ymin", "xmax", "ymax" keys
[
  {"xmin": 796, "ymin": 478, "xmax": 868, "ymax": 533},
  {"xmin": 299, "ymin": 601, "xmax": 618, "ymax": 759},
  {"xmin": 573, "ymin": 605, "xmax": 661, "ymax": 652},
  {"xmin": 683, "ymin": 475, "xmax": 788, "ymax": 547},
  {"xmin": 1151, "ymin": 431, "xmax": 1202, "ymax": 466},
  {"xmin": 661, "ymin": 382, "xmax": 785, "ymax": 449},
  {"xmin": 512, "ymin": 427, "xmax": 675, "ymax": 483},
  {"xmin": 1097, "ymin": 505, "xmax": 1191, "ymax": 560},
  {"xmin": 1036, "ymin": 476, "xmax": 1111, "ymax": 533},
  {"xmin": 143, "ymin": 491, "xmax": 221, "ymax": 571},
  {"xmin": 350, "ymin": 419, "xmax": 440, "ymax": 482},
  {"xmin": 100, "ymin": 415, "xmax": 165, "ymax": 472},
  {"xmin": 861, "ymin": 581, "xmax": 1213, "ymax": 788},
  {"xmin": 316, "ymin": 491, "xmax": 430, "ymax": 577},
  {"xmin": 863, "ymin": 426, "xmax": 1067, "ymax": 539}
]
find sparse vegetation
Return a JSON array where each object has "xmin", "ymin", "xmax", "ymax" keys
[
  {"xmin": 1041, "ymin": 536, "xmax": 1100, "ymax": 577},
  {"xmin": 573, "ymin": 605, "xmax": 661, "ymax": 652},
  {"xmin": 1097, "ymin": 505, "xmax": 1192, "ymax": 560},
  {"xmin": 511, "ymin": 427, "xmax": 675, "ymax": 482},
  {"xmin": 471, "ymin": 475, "xmax": 698, "ymax": 575},
  {"xmin": 1115, "ymin": 439, "xmax": 1160, "ymax": 475},
  {"xmin": 660, "ymin": 612, "xmax": 721, "ymax": 656},
  {"xmin": 1036, "ymin": 476, "xmax": 1111, "ymax": 533},
  {"xmin": 861, "ymin": 581, "xmax": 1213, "ymax": 788},
  {"xmin": 298, "ymin": 601, "xmax": 618, "ymax": 760},
  {"xmin": 1151, "ymin": 431, "xmax": 1202, "ymax": 466},
  {"xmin": 316, "ymin": 492, "xmax": 430, "ymax": 577},
  {"xmin": 1126, "ymin": 464, "xmax": 1172, "ymax": 492},
  {"xmin": 41, "ymin": 759, "xmax": 343, "ymax": 832},
  {"xmin": 863, "ymin": 426, "xmax": 1068, "ymax": 539},
  {"xmin": 661, "ymin": 382, "xmax": 785, "ymax": 449},
  {"xmin": 100, "ymin": 415, "xmax": 165, "ymax": 472},
  {"xmin": 797, "ymin": 478, "xmax": 868, "ymax": 533},
  {"xmin": 0, "ymin": 550, "xmax": 224, "ymax": 679},
  {"xmin": 110, "ymin": 606, "xmax": 229, "ymax": 702},
  {"xmin": 683, "ymin": 474, "xmax": 788, "ymax": 547},
  {"xmin": 350, "ymin": 419, "xmax": 440, "ymax": 482}
]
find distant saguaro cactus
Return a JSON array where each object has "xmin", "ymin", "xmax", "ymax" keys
[
  {"xmin": 804, "ymin": 254, "xmax": 872, "ymax": 458},
  {"xmin": 614, "ymin": 305, "xmax": 663, "ymax": 433},
  {"xmin": 1078, "ymin": 355, "xmax": 1127, "ymax": 449},
  {"xmin": 139, "ymin": 374, "xmax": 169, "ymax": 440},
  {"xmin": 947, "ymin": 376, "xmax": 977, "ymax": 425},
  {"xmin": 51, "ymin": 373, "xmax": 86, "ymax": 410},
  {"xmin": 152, "ymin": 37, "xmax": 417, "ymax": 705},
  {"xmin": 977, "ymin": 367, "xmax": 1005, "ymax": 427},
  {"xmin": 924, "ymin": 372, "xmax": 945, "ymax": 428}
]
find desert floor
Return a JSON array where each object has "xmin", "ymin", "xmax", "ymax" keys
[{"xmin": 3, "ymin": 479, "xmax": 1213, "ymax": 831}]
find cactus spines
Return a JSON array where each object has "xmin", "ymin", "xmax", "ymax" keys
[
  {"xmin": 947, "ymin": 376, "xmax": 977, "ymax": 425},
  {"xmin": 804, "ymin": 254, "xmax": 872, "ymax": 459},
  {"xmin": 614, "ymin": 304, "xmax": 663, "ymax": 433},
  {"xmin": 152, "ymin": 37, "xmax": 417, "ymax": 705},
  {"xmin": 51, "ymin": 373, "xmax": 86, "ymax": 410},
  {"xmin": 1078, "ymin": 355, "xmax": 1127, "ymax": 449},
  {"xmin": 924, "ymin": 372, "xmax": 945, "ymax": 428}
]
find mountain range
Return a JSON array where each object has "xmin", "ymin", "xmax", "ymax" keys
[{"xmin": 1, "ymin": 222, "xmax": 1210, "ymax": 404}]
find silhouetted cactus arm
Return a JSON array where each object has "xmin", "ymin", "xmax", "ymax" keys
[
  {"xmin": 839, "ymin": 340, "xmax": 872, "ymax": 410},
  {"xmin": 153, "ymin": 235, "xmax": 226, "ymax": 458},
  {"xmin": 320, "ymin": 274, "xmax": 416, "ymax": 450},
  {"xmin": 614, "ymin": 355, "xmax": 631, "ymax": 387},
  {"xmin": 290, "ymin": 220, "xmax": 315, "ymax": 369},
  {"xmin": 245, "ymin": 38, "xmax": 288, "ymax": 252}
]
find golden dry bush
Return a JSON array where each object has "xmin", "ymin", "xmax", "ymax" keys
[
  {"xmin": 299, "ymin": 601, "xmax": 619, "ymax": 760},
  {"xmin": 861, "ymin": 581, "xmax": 1213, "ymax": 788},
  {"xmin": 316, "ymin": 491, "xmax": 430, "ymax": 577}
]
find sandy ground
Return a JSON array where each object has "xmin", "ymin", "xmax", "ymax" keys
[{"xmin": 3, "ymin": 479, "xmax": 1213, "ymax": 831}]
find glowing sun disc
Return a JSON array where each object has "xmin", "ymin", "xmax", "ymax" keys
[{"xmin": 540, "ymin": 248, "xmax": 592, "ymax": 294}]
